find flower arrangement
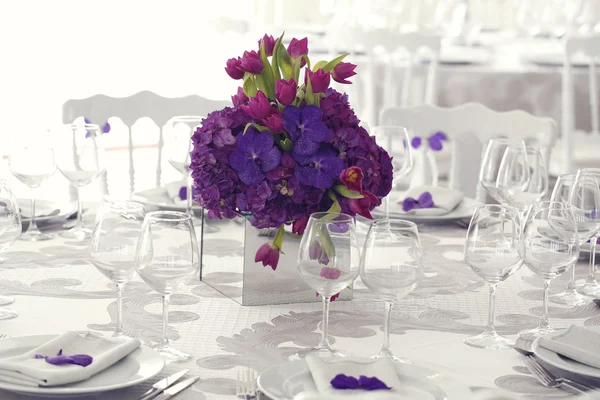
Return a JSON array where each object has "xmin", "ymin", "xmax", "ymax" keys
[{"xmin": 191, "ymin": 33, "xmax": 393, "ymax": 270}]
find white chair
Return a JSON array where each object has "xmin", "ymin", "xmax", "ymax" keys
[
  {"xmin": 62, "ymin": 91, "xmax": 229, "ymax": 198},
  {"xmin": 380, "ymin": 103, "xmax": 558, "ymax": 200},
  {"xmin": 325, "ymin": 29, "xmax": 441, "ymax": 127},
  {"xmin": 557, "ymin": 34, "xmax": 600, "ymax": 174}
]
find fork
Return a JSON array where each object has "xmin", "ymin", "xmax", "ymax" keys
[
  {"xmin": 236, "ymin": 369, "xmax": 258, "ymax": 399},
  {"xmin": 524, "ymin": 355, "xmax": 592, "ymax": 393}
]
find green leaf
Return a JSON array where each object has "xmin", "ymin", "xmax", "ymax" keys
[
  {"xmin": 312, "ymin": 60, "xmax": 327, "ymax": 72},
  {"xmin": 279, "ymin": 138, "xmax": 293, "ymax": 151},
  {"xmin": 243, "ymin": 122, "xmax": 270, "ymax": 134},
  {"xmin": 322, "ymin": 53, "xmax": 348, "ymax": 73},
  {"xmin": 259, "ymin": 41, "xmax": 275, "ymax": 98},
  {"xmin": 323, "ymin": 190, "xmax": 341, "ymax": 217},
  {"xmin": 243, "ymin": 75, "xmax": 257, "ymax": 97},
  {"xmin": 277, "ymin": 43, "xmax": 293, "ymax": 81},
  {"xmin": 305, "ymin": 74, "xmax": 315, "ymax": 106},
  {"xmin": 292, "ymin": 55, "xmax": 311, "ymax": 84},
  {"xmin": 271, "ymin": 32, "xmax": 285, "ymax": 81},
  {"xmin": 333, "ymin": 184, "xmax": 364, "ymax": 199},
  {"xmin": 254, "ymin": 73, "xmax": 268, "ymax": 96}
]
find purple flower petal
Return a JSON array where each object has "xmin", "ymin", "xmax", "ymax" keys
[
  {"xmin": 358, "ymin": 375, "xmax": 392, "ymax": 390},
  {"xmin": 329, "ymin": 222, "xmax": 349, "ymax": 233},
  {"xmin": 418, "ymin": 191, "xmax": 434, "ymax": 208},
  {"xmin": 411, "ymin": 137, "xmax": 422, "ymax": 149},
  {"xmin": 101, "ymin": 122, "xmax": 111, "ymax": 133},
  {"xmin": 428, "ymin": 136, "xmax": 443, "ymax": 151},
  {"xmin": 292, "ymin": 136, "xmax": 321, "ymax": 157},
  {"xmin": 331, "ymin": 374, "xmax": 360, "ymax": 390},
  {"xmin": 402, "ymin": 197, "xmax": 418, "ymax": 212},
  {"xmin": 35, "ymin": 349, "xmax": 93, "ymax": 367},
  {"xmin": 432, "ymin": 131, "xmax": 447, "ymax": 141},
  {"xmin": 179, "ymin": 186, "xmax": 188, "ymax": 201}
]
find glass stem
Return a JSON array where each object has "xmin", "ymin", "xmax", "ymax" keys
[
  {"xmin": 541, "ymin": 280, "xmax": 550, "ymax": 331},
  {"xmin": 159, "ymin": 294, "xmax": 171, "ymax": 350},
  {"xmin": 186, "ymin": 175, "xmax": 193, "ymax": 217},
  {"xmin": 76, "ymin": 186, "xmax": 84, "ymax": 230},
  {"xmin": 485, "ymin": 283, "xmax": 498, "ymax": 335},
  {"xmin": 587, "ymin": 238, "xmax": 598, "ymax": 285},
  {"xmin": 566, "ymin": 263, "xmax": 576, "ymax": 292},
  {"xmin": 382, "ymin": 302, "xmax": 393, "ymax": 353},
  {"xmin": 318, "ymin": 295, "xmax": 331, "ymax": 349},
  {"xmin": 114, "ymin": 283, "xmax": 124, "ymax": 337},
  {"xmin": 28, "ymin": 187, "xmax": 39, "ymax": 233}
]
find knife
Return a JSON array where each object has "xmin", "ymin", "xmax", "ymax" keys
[
  {"xmin": 138, "ymin": 369, "xmax": 189, "ymax": 400},
  {"xmin": 155, "ymin": 376, "xmax": 199, "ymax": 400}
]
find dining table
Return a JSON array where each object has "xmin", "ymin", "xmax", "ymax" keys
[{"xmin": 0, "ymin": 211, "xmax": 598, "ymax": 399}]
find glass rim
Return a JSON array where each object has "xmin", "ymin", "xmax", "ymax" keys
[
  {"xmin": 473, "ymin": 204, "xmax": 520, "ymax": 216},
  {"xmin": 145, "ymin": 210, "xmax": 191, "ymax": 222},
  {"xmin": 104, "ymin": 201, "xmax": 145, "ymax": 211},
  {"xmin": 309, "ymin": 212, "xmax": 353, "ymax": 223},
  {"xmin": 371, "ymin": 218, "xmax": 419, "ymax": 230},
  {"xmin": 370, "ymin": 125, "xmax": 409, "ymax": 133},
  {"xmin": 63, "ymin": 123, "xmax": 101, "ymax": 130}
]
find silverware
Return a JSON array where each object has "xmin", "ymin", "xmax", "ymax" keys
[
  {"xmin": 153, "ymin": 376, "xmax": 199, "ymax": 400},
  {"xmin": 137, "ymin": 369, "xmax": 189, "ymax": 400},
  {"xmin": 236, "ymin": 369, "xmax": 258, "ymax": 399},
  {"xmin": 524, "ymin": 355, "xmax": 592, "ymax": 393}
]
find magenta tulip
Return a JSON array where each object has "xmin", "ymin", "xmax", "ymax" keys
[
  {"xmin": 348, "ymin": 191, "xmax": 378, "ymax": 219},
  {"xmin": 255, "ymin": 242, "xmax": 280, "ymax": 271},
  {"xmin": 292, "ymin": 215, "xmax": 308, "ymax": 235},
  {"xmin": 275, "ymin": 78, "xmax": 297, "ymax": 105},
  {"xmin": 225, "ymin": 57, "xmax": 244, "ymax": 80},
  {"xmin": 287, "ymin": 37, "xmax": 308, "ymax": 67},
  {"xmin": 305, "ymin": 68, "xmax": 331, "ymax": 93},
  {"xmin": 231, "ymin": 87, "xmax": 249, "ymax": 107},
  {"xmin": 240, "ymin": 50, "xmax": 264, "ymax": 74},
  {"xmin": 241, "ymin": 91, "xmax": 271, "ymax": 120},
  {"xmin": 339, "ymin": 166, "xmax": 364, "ymax": 193},
  {"xmin": 320, "ymin": 266, "xmax": 342, "ymax": 280},
  {"xmin": 263, "ymin": 110, "xmax": 284, "ymax": 133},
  {"xmin": 259, "ymin": 34, "xmax": 276, "ymax": 56},
  {"xmin": 332, "ymin": 61, "xmax": 357, "ymax": 84}
]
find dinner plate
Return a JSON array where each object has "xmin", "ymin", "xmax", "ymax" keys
[
  {"xmin": 372, "ymin": 192, "xmax": 479, "ymax": 222},
  {"xmin": 520, "ymin": 52, "xmax": 598, "ymax": 67},
  {"xmin": 532, "ymin": 327, "xmax": 600, "ymax": 379},
  {"xmin": 18, "ymin": 199, "xmax": 77, "ymax": 223},
  {"xmin": 132, "ymin": 187, "xmax": 202, "ymax": 212},
  {"xmin": 257, "ymin": 359, "xmax": 471, "ymax": 400},
  {"xmin": 0, "ymin": 334, "xmax": 165, "ymax": 397}
]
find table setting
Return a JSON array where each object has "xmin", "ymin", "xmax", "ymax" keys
[{"xmin": 3, "ymin": 31, "xmax": 600, "ymax": 400}]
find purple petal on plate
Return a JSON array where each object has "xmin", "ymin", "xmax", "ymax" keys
[
  {"xmin": 411, "ymin": 137, "xmax": 422, "ymax": 149},
  {"xmin": 402, "ymin": 197, "xmax": 418, "ymax": 212},
  {"xmin": 417, "ymin": 191, "xmax": 434, "ymax": 208},
  {"xmin": 358, "ymin": 375, "xmax": 392, "ymax": 390},
  {"xmin": 331, "ymin": 374, "xmax": 360, "ymax": 389}
]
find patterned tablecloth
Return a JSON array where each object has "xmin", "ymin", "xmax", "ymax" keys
[{"xmin": 0, "ymin": 215, "xmax": 598, "ymax": 400}]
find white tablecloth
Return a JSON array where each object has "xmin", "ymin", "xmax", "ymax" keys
[{"xmin": 0, "ymin": 213, "xmax": 597, "ymax": 399}]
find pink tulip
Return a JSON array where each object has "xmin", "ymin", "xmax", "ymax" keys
[
  {"xmin": 292, "ymin": 215, "xmax": 308, "ymax": 235},
  {"xmin": 339, "ymin": 166, "xmax": 364, "ymax": 193},
  {"xmin": 287, "ymin": 37, "xmax": 308, "ymax": 66},
  {"xmin": 240, "ymin": 50, "xmax": 264, "ymax": 74},
  {"xmin": 263, "ymin": 110, "xmax": 284, "ymax": 133},
  {"xmin": 305, "ymin": 68, "xmax": 331, "ymax": 93},
  {"xmin": 320, "ymin": 266, "xmax": 342, "ymax": 280},
  {"xmin": 241, "ymin": 91, "xmax": 271, "ymax": 120},
  {"xmin": 231, "ymin": 87, "xmax": 249, "ymax": 107},
  {"xmin": 332, "ymin": 62, "xmax": 357, "ymax": 84},
  {"xmin": 348, "ymin": 191, "xmax": 378, "ymax": 219},
  {"xmin": 275, "ymin": 78, "xmax": 297, "ymax": 106},
  {"xmin": 255, "ymin": 242, "xmax": 280, "ymax": 271},
  {"xmin": 259, "ymin": 34, "xmax": 276, "ymax": 56},
  {"xmin": 225, "ymin": 57, "xmax": 244, "ymax": 80}
]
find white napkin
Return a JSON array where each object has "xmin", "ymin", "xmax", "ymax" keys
[
  {"xmin": 0, "ymin": 332, "xmax": 140, "ymax": 387},
  {"xmin": 397, "ymin": 185, "xmax": 464, "ymax": 216},
  {"xmin": 165, "ymin": 181, "xmax": 186, "ymax": 203},
  {"xmin": 301, "ymin": 355, "xmax": 403, "ymax": 399},
  {"xmin": 539, "ymin": 326, "xmax": 600, "ymax": 369}
]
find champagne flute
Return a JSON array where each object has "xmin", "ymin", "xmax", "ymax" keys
[
  {"xmin": 135, "ymin": 211, "xmax": 199, "ymax": 362},
  {"xmin": 519, "ymin": 201, "xmax": 580, "ymax": 341},
  {"xmin": 297, "ymin": 212, "xmax": 360, "ymax": 358},
  {"xmin": 464, "ymin": 205, "xmax": 523, "ymax": 349},
  {"xmin": 577, "ymin": 168, "xmax": 600, "ymax": 296},
  {"xmin": 9, "ymin": 147, "xmax": 56, "ymax": 241},
  {"xmin": 90, "ymin": 201, "xmax": 145, "ymax": 337},
  {"xmin": 56, "ymin": 123, "xmax": 105, "ymax": 240},
  {"xmin": 0, "ymin": 181, "xmax": 22, "ymax": 318},
  {"xmin": 360, "ymin": 219, "xmax": 423, "ymax": 360},
  {"xmin": 549, "ymin": 174, "xmax": 600, "ymax": 305}
]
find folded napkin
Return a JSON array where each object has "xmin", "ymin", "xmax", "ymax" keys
[
  {"xmin": 397, "ymin": 185, "xmax": 463, "ymax": 216},
  {"xmin": 302, "ymin": 355, "xmax": 402, "ymax": 399},
  {"xmin": 539, "ymin": 326, "xmax": 600, "ymax": 369},
  {"xmin": 0, "ymin": 332, "xmax": 140, "ymax": 387},
  {"xmin": 165, "ymin": 180, "xmax": 187, "ymax": 203}
]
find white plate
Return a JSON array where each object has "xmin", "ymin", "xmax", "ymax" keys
[
  {"xmin": 18, "ymin": 199, "xmax": 77, "ymax": 223},
  {"xmin": 520, "ymin": 52, "xmax": 598, "ymax": 67},
  {"xmin": 257, "ymin": 359, "xmax": 471, "ymax": 400},
  {"xmin": 132, "ymin": 187, "xmax": 202, "ymax": 212},
  {"xmin": 0, "ymin": 334, "xmax": 165, "ymax": 397},
  {"xmin": 532, "ymin": 327, "xmax": 600, "ymax": 379},
  {"xmin": 372, "ymin": 192, "xmax": 479, "ymax": 222}
]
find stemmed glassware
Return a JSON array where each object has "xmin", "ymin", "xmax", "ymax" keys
[
  {"xmin": 519, "ymin": 201, "xmax": 580, "ymax": 341},
  {"xmin": 360, "ymin": 219, "xmax": 423, "ymax": 360},
  {"xmin": 135, "ymin": 211, "xmax": 199, "ymax": 362},
  {"xmin": 496, "ymin": 145, "xmax": 548, "ymax": 217},
  {"xmin": 56, "ymin": 124, "xmax": 105, "ymax": 240},
  {"xmin": 297, "ymin": 212, "xmax": 360, "ymax": 358},
  {"xmin": 577, "ymin": 168, "xmax": 600, "ymax": 297},
  {"xmin": 0, "ymin": 181, "xmax": 22, "ymax": 318},
  {"xmin": 90, "ymin": 201, "xmax": 145, "ymax": 337},
  {"xmin": 371, "ymin": 126, "xmax": 413, "ymax": 216},
  {"xmin": 549, "ymin": 174, "xmax": 600, "ymax": 306},
  {"xmin": 463, "ymin": 205, "xmax": 523, "ymax": 349},
  {"xmin": 9, "ymin": 147, "xmax": 56, "ymax": 241},
  {"xmin": 479, "ymin": 138, "xmax": 512, "ymax": 204}
]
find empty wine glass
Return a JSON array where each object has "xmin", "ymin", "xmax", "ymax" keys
[
  {"xmin": 9, "ymin": 147, "xmax": 56, "ymax": 241},
  {"xmin": 135, "ymin": 211, "xmax": 199, "ymax": 362},
  {"xmin": 360, "ymin": 219, "xmax": 423, "ymax": 360},
  {"xmin": 90, "ymin": 201, "xmax": 145, "ymax": 337},
  {"xmin": 371, "ymin": 126, "xmax": 413, "ymax": 216},
  {"xmin": 496, "ymin": 145, "xmax": 548, "ymax": 216},
  {"xmin": 55, "ymin": 124, "xmax": 105, "ymax": 240},
  {"xmin": 479, "ymin": 138, "xmax": 512, "ymax": 204},
  {"xmin": 519, "ymin": 201, "xmax": 580, "ymax": 341},
  {"xmin": 297, "ymin": 212, "xmax": 360, "ymax": 358},
  {"xmin": 0, "ymin": 181, "xmax": 22, "ymax": 318},
  {"xmin": 464, "ymin": 205, "xmax": 523, "ymax": 349},
  {"xmin": 577, "ymin": 168, "xmax": 600, "ymax": 296},
  {"xmin": 549, "ymin": 174, "xmax": 600, "ymax": 305}
]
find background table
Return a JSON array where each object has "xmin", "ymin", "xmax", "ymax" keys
[{"xmin": 0, "ymin": 217, "xmax": 597, "ymax": 399}]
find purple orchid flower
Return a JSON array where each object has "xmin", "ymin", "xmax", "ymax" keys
[
  {"xmin": 35, "ymin": 349, "xmax": 93, "ymax": 367},
  {"xmin": 282, "ymin": 105, "xmax": 329, "ymax": 158},
  {"xmin": 331, "ymin": 374, "xmax": 360, "ymax": 389},
  {"xmin": 411, "ymin": 137, "xmax": 422, "ymax": 149},
  {"xmin": 320, "ymin": 266, "xmax": 341, "ymax": 280},
  {"xmin": 402, "ymin": 191, "xmax": 435, "ymax": 212},
  {"xmin": 358, "ymin": 376, "xmax": 392, "ymax": 391},
  {"xmin": 229, "ymin": 128, "xmax": 281, "ymax": 185},
  {"xmin": 295, "ymin": 147, "xmax": 344, "ymax": 189},
  {"xmin": 178, "ymin": 186, "xmax": 199, "ymax": 201}
]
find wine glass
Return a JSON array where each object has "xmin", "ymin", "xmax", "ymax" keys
[
  {"xmin": 464, "ymin": 205, "xmax": 523, "ymax": 349},
  {"xmin": 90, "ymin": 201, "xmax": 145, "ymax": 337},
  {"xmin": 360, "ymin": 219, "xmax": 423, "ymax": 361},
  {"xmin": 9, "ymin": 147, "xmax": 56, "ymax": 241},
  {"xmin": 519, "ymin": 201, "xmax": 580, "ymax": 341},
  {"xmin": 479, "ymin": 138, "xmax": 512, "ymax": 204},
  {"xmin": 549, "ymin": 174, "xmax": 600, "ymax": 305},
  {"xmin": 55, "ymin": 124, "xmax": 105, "ymax": 240},
  {"xmin": 496, "ymin": 145, "xmax": 548, "ymax": 216},
  {"xmin": 297, "ymin": 212, "xmax": 360, "ymax": 358},
  {"xmin": 0, "ymin": 181, "xmax": 22, "ymax": 318},
  {"xmin": 577, "ymin": 168, "xmax": 600, "ymax": 296},
  {"xmin": 135, "ymin": 211, "xmax": 199, "ymax": 362},
  {"xmin": 371, "ymin": 126, "xmax": 413, "ymax": 215}
]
